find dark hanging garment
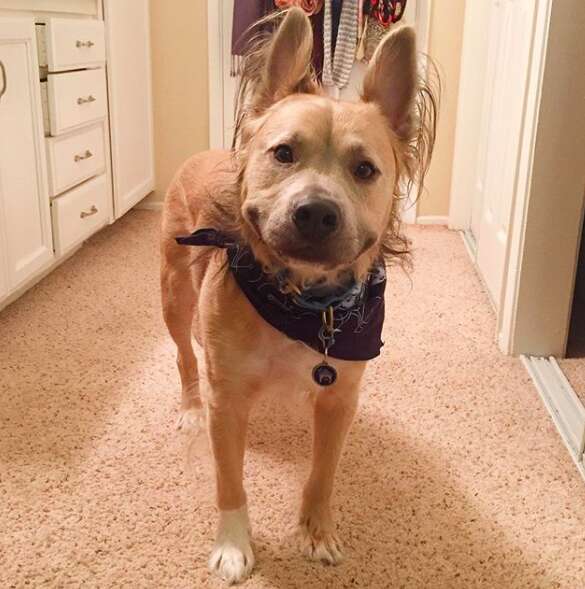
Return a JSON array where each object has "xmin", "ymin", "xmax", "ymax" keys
[
  {"xmin": 311, "ymin": 9, "xmax": 325, "ymax": 80},
  {"xmin": 231, "ymin": 0, "xmax": 274, "ymax": 55},
  {"xmin": 274, "ymin": 1, "xmax": 326, "ymax": 81},
  {"xmin": 231, "ymin": 1, "xmax": 327, "ymax": 83},
  {"xmin": 231, "ymin": 0, "xmax": 275, "ymax": 74}
]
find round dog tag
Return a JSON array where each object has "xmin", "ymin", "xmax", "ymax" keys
[{"xmin": 312, "ymin": 362, "xmax": 338, "ymax": 387}]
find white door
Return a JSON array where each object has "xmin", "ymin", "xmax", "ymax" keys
[
  {"xmin": 0, "ymin": 18, "xmax": 53, "ymax": 292},
  {"xmin": 472, "ymin": 0, "xmax": 537, "ymax": 304},
  {"xmin": 463, "ymin": 2, "xmax": 493, "ymax": 242},
  {"xmin": 104, "ymin": 0, "xmax": 155, "ymax": 218}
]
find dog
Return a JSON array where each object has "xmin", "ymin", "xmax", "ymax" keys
[{"xmin": 161, "ymin": 7, "xmax": 437, "ymax": 584}]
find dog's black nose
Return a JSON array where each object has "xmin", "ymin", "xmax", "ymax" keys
[{"xmin": 293, "ymin": 199, "xmax": 340, "ymax": 241}]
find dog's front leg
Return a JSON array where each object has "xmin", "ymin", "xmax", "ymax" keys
[
  {"xmin": 298, "ymin": 364, "xmax": 364, "ymax": 565},
  {"xmin": 207, "ymin": 390, "xmax": 255, "ymax": 585}
]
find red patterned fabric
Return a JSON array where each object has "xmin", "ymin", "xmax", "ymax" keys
[{"xmin": 275, "ymin": 0, "xmax": 324, "ymax": 16}]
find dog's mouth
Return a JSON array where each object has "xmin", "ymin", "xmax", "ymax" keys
[
  {"xmin": 269, "ymin": 232, "xmax": 380, "ymax": 277},
  {"xmin": 274, "ymin": 241, "xmax": 352, "ymax": 270},
  {"xmin": 243, "ymin": 204, "xmax": 377, "ymax": 272}
]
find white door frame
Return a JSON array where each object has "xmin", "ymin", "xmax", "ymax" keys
[
  {"xmin": 498, "ymin": 0, "xmax": 585, "ymax": 357},
  {"xmin": 449, "ymin": 0, "xmax": 585, "ymax": 357},
  {"xmin": 207, "ymin": 0, "xmax": 432, "ymax": 224},
  {"xmin": 448, "ymin": 2, "xmax": 490, "ymax": 232},
  {"xmin": 207, "ymin": 0, "xmax": 225, "ymax": 151}
]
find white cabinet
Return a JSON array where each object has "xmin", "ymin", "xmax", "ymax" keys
[
  {"xmin": 104, "ymin": 0, "xmax": 154, "ymax": 218},
  {"xmin": 0, "ymin": 5, "xmax": 154, "ymax": 310},
  {"xmin": 0, "ymin": 18, "xmax": 53, "ymax": 293}
]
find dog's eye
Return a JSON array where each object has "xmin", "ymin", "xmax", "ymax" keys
[
  {"xmin": 354, "ymin": 161, "xmax": 377, "ymax": 181},
  {"xmin": 274, "ymin": 144, "xmax": 294, "ymax": 164}
]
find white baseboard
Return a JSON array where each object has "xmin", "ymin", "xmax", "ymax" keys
[
  {"xmin": 460, "ymin": 229, "xmax": 477, "ymax": 262},
  {"xmin": 400, "ymin": 197, "xmax": 417, "ymax": 225},
  {"xmin": 135, "ymin": 200, "xmax": 163, "ymax": 211},
  {"xmin": 522, "ymin": 355, "xmax": 585, "ymax": 482},
  {"xmin": 416, "ymin": 215, "xmax": 449, "ymax": 226},
  {"xmin": 458, "ymin": 230, "xmax": 496, "ymax": 312}
]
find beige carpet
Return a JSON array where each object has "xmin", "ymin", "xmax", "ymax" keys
[{"xmin": 1, "ymin": 210, "xmax": 585, "ymax": 588}]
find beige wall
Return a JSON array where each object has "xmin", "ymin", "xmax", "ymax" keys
[
  {"xmin": 418, "ymin": 0, "xmax": 466, "ymax": 218},
  {"xmin": 145, "ymin": 1, "xmax": 465, "ymax": 216},
  {"xmin": 146, "ymin": 0, "xmax": 209, "ymax": 203}
]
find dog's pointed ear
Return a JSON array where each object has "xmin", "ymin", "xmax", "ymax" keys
[
  {"xmin": 362, "ymin": 26, "xmax": 418, "ymax": 138},
  {"xmin": 258, "ymin": 7, "xmax": 315, "ymax": 109}
]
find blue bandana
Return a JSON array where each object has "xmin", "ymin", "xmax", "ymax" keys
[{"xmin": 176, "ymin": 228, "xmax": 386, "ymax": 361}]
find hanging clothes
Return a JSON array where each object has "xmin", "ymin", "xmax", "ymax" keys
[
  {"xmin": 274, "ymin": 0, "xmax": 325, "ymax": 79},
  {"xmin": 323, "ymin": 0, "xmax": 359, "ymax": 90},
  {"xmin": 275, "ymin": 0, "xmax": 323, "ymax": 15},
  {"xmin": 311, "ymin": 10, "xmax": 325, "ymax": 80},
  {"xmin": 299, "ymin": 0, "xmax": 325, "ymax": 13},
  {"xmin": 232, "ymin": 1, "xmax": 325, "ymax": 80},
  {"xmin": 330, "ymin": 0, "xmax": 344, "ymax": 55},
  {"xmin": 369, "ymin": 0, "xmax": 407, "ymax": 25},
  {"xmin": 362, "ymin": 0, "xmax": 408, "ymax": 62},
  {"xmin": 356, "ymin": 0, "xmax": 367, "ymax": 61},
  {"xmin": 231, "ymin": 0, "xmax": 275, "ymax": 75}
]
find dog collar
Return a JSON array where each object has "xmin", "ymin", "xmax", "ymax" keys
[{"xmin": 176, "ymin": 228, "xmax": 386, "ymax": 382}]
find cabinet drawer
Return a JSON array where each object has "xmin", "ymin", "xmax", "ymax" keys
[
  {"xmin": 51, "ymin": 175, "xmax": 110, "ymax": 254},
  {"xmin": 46, "ymin": 124, "xmax": 106, "ymax": 196},
  {"xmin": 47, "ymin": 69, "xmax": 107, "ymax": 135},
  {"xmin": 45, "ymin": 18, "xmax": 105, "ymax": 72}
]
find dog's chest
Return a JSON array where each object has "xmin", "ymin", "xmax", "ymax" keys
[
  {"xmin": 199, "ymin": 253, "xmax": 364, "ymax": 395},
  {"xmin": 249, "ymin": 331, "xmax": 323, "ymax": 394}
]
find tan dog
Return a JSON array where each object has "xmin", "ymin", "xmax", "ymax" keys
[{"xmin": 161, "ymin": 8, "xmax": 436, "ymax": 585}]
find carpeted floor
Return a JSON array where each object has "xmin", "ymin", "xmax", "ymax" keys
[{"xmin": 1, "ymin": 210, "xmax": 585, "ymax": 588}]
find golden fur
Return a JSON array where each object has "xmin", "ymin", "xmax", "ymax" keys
[{"xmin": 160, "ymin": 8, "xmax": 438, "ymax": 584}]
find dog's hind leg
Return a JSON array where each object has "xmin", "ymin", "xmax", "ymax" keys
[{"xmin": 161, "ymin": 253, "xmax": 202, "ymax": 431}]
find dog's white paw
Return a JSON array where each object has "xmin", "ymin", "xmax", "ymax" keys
[
  {"xmin": 208, "ymin": 506, "xmax": 254, "ymax": 585},
  {"xmin": 208, "ymin": 541, "xmax": 254, "ymax": 585},
  {"xmin": 297, "ymin": 515, "xmax": 343, "ymax": 565},
  {"xmin": 176, "ymin": 406, "xmax": 205, "ymax": 434}
]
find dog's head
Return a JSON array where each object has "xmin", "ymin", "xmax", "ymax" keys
[{"xmin": 234, "ymin": 8, "xmax": 437, "ymax": 286}]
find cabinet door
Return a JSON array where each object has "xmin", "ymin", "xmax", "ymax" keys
[
  {"xmin": 0, "ymin": 18, "xmax": 53, "ymax": 292},
  {"xmin": 104, "ymin": 0, "xmax": 155, "ymax": 218}
]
